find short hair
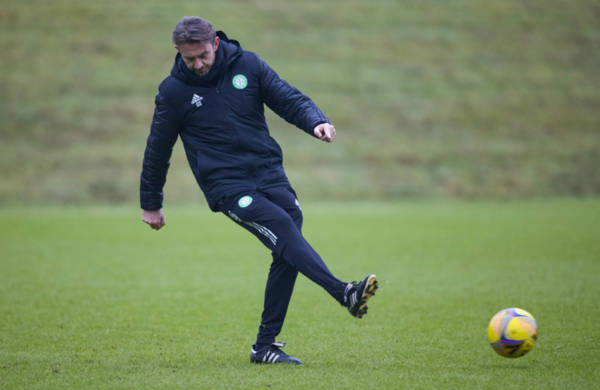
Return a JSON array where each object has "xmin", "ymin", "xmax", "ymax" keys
[{"xmin": 172, "ymin": 16, "xmax": 216, "ymax": 45}]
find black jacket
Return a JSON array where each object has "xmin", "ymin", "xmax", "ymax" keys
[{"xmin": 140, "ymin": 32, "xmax": 329, "ymax": 211}]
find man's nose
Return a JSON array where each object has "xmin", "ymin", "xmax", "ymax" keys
[{"xmin": 194, "ymin": 58, "xmax": 203, "ymax": 69}]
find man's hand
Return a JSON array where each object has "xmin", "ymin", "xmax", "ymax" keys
[
  {"xmin": 142, "ymin": 209, "xmax": 166, "ymax": 230},
  {"xmin": 314, "ymin": 123, "xmax": 336, "ymax": 143}
]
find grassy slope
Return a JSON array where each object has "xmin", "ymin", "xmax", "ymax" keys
[
  {"xmin": 1, "ymin": 0, "xmax": 599, "ymax": 204},
  {"xmin": 1, "ymin": 199, "xmax": 599, "ymax": 389}
]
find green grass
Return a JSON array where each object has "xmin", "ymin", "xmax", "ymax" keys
[
  {"xmin": 1, "ymin": 0, "xmax": 600, "ymax": 203},
  {"xmin": 1, "ymin": 199, "xmax": 599, "ymax": 389}
]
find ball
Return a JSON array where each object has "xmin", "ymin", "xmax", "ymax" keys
[{"xmin": 487, "ymin": 307, "xmax": 538, "ymax": 358}]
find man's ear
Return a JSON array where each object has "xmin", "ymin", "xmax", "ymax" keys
[{"xmin": 214, "ymin": 37, "xmax": 220, "ymax": 51}]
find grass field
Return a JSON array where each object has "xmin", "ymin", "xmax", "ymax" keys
[{"xmin": 1, "ymin": 199, "xmax": 599, "ymax": 389}]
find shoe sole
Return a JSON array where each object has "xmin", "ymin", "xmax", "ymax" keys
[
  {"xmin": 356, "ymin": 274, "xmax": 378, "ymax": 318},
  {"xmin": 250, "ymin": 356, "xmax": 303, "ymax": 365}
]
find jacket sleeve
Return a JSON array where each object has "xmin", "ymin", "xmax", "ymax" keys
[
  {"xmin": 258, "ymin": 56, "xmax": 329, "ymax": 136},
  {"xmin": 140, "ymin": 90, "xmax": 179, "ymax": 210}
]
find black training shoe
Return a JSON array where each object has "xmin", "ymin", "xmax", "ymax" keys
[
  {"xmin": 250, "ymin": 342, "xmax": 303, "ymax": 365},
  {"xmin": 346, "ymin": 274, "xmax": 378, "ymax": 318}
]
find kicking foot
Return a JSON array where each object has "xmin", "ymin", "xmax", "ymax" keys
[{"xmin": 345, "ymin": 274, "xmax": 378, "ymax": 319}]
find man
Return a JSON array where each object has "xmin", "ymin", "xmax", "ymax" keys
[{"xmin": 140, "ymin": 16, "xmax": 378, "ymax": 365}]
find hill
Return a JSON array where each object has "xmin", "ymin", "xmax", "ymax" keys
[{"xmin": 1, "ymin": 0, "xmax": 599, "ymax": 204}]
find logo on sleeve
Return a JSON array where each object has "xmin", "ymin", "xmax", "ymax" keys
[
  {"xmin": 238, "ymin": 195, "xmax": 253, "ymax": 208},
  {"xmin": 191, "ymin": 94, "xmax": 203, "ymax": 107},
  {"xmin": 232, "ymin": 74, "xmax": 248, "ymax": 90}
]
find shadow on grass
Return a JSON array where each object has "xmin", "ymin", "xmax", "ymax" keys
[{"xmin": 478, "ymin": 363, "xmax": 534, "ymax": 370}]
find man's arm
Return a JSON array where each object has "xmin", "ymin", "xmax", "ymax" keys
[
  {"xmin": 257, "ymin": 56, "xmax": 333, "ymax": 140},
  {"xmin": 140, "ymin": 90, "xmax": 179, "ymax": 229}
]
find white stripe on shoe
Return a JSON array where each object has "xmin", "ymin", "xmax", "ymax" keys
[{"xmin": 350, "ymin": 293, "xmax": 357, "ymax": 307}]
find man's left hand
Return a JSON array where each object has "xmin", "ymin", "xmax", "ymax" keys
[{"xmin": 314, "ymin": 123, "xmax": 336, "ymax": 143}]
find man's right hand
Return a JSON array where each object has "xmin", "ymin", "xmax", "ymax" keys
[{"xmin": 142, "ymin": 209, "xmax": 166, "ymax": 230}]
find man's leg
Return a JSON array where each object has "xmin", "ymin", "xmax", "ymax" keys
[
  {"xmin": 222, "ymin": 190, "xmax": 348, "ymax": 305},
  {"xmin": 254, "ymin": 187, "xmax": 302, "ymax": 346},
  {"xmin": 221, "ymin": 188, "xmax": 378, "ymax": 364},
  {"xmin": 256, "ymin": 253, "xmax": 298, "ymax": 346}
]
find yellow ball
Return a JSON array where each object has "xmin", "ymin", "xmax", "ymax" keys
[{"xmin": 487, "ymin": 308, "xmax": 538, "ymax": 358}]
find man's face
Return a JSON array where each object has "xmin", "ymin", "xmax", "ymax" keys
[{"xmin": 176, "ymin": 37, "xmax": 220, "ymax": 76}]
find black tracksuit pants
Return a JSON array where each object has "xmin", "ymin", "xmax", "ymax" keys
[{"xmin": 219, "ymin": 186, "xmax": 348, "ymax": 346}]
